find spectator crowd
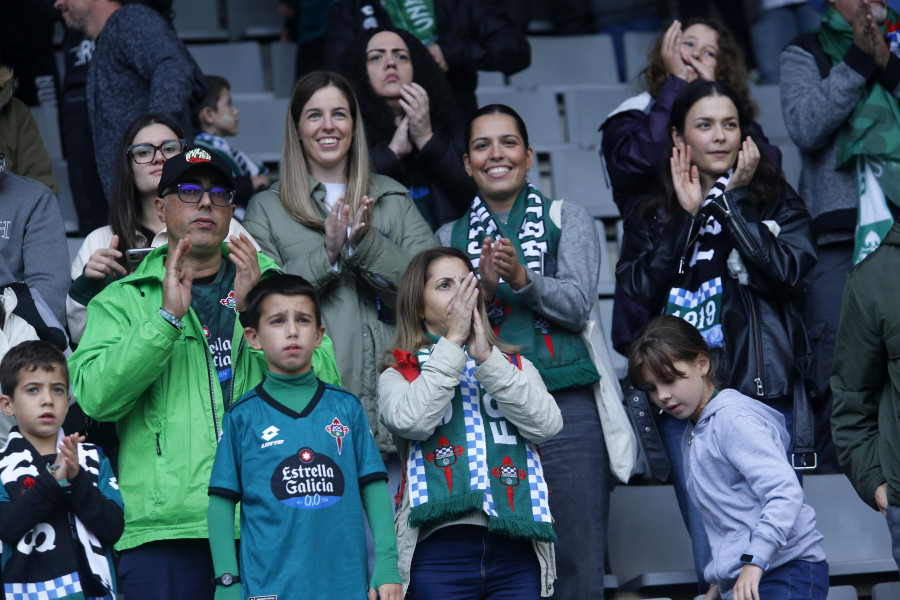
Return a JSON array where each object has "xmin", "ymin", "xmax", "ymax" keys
[{"xmin": 0, "ymin": 0, "xmax": 898, "ymax": 599}]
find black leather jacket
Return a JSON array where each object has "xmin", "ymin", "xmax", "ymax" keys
[{"xmin": 616, "ymin": 184, "xmax": 817, "ymax": 403}]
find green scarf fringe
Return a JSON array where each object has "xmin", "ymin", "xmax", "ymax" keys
[
  {"xmin": 408, "ymin": 489, "xmax": 485, "ymax": 529},
  {"xmin": 489, "ymin": 518, "xmax": 559, "ymax": 544}
]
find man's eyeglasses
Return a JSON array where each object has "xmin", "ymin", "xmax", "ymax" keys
[
  {"xmin": 127, "ymin": 139, "xmax": 185, "ymax": 164},
  {"xmin": 171, "ymin": 183, "xmax": 235, "ymax": 207}
]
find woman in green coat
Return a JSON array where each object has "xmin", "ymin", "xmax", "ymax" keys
[{"xmin": 243, "ymin": 71, "xmax": 434, "ymax": 453}]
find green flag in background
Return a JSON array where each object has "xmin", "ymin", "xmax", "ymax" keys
[{"xmin": 383, "ymin": 0, "xmax": 438, "ymax": 46}]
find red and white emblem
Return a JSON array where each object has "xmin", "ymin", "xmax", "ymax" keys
[{"xmin": 325, "ymin": 417, "xmax": 350, "ymax": 455}]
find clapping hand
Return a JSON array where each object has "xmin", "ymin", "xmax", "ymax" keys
[
  {"xmin": 324, "ymin": 196, "xmax": 351, "ymax": 265},
  {"xmin": 53, "ymin": 433, "xmax": 85, "ymax": 481},
  {"xmin": 671, "ymin": 142, "xmax": 702, "ymax": 216},
  {"xmin": 228, "ymin": 233, "xmax": 261, "ymax": 312},
  {"xmin": 349, "ymin": 195, "xmax": 374, "ymax": 250},
  {"xmin": 400, "ymin": 83, "xmax": 434, "ymax": 149},
  {"xmin": 445, "ymin": 271, "xmax": 479, "ymax": 347},
  {"xmin": 162, "ymin": 238, "xmax": 194, "ymax": 319},
  {"xmin": 726, "ymin": 137, "xmax": 760, "ymax": 191}
]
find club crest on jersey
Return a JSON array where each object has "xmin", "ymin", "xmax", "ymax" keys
[
  {"xmin": 220, "ymin": 290, "xmax": 237, "ymax": 313},
  {"xmin": 325, "ymin": 417, "xmax": 349, "ymax": 455}
]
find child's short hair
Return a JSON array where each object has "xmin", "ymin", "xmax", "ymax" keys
[
  {"xmin": 0, "ymin": 341, "xmax": 69, "ymax": 396},
  {"xmin": 627, "ymin": 315, "xmax": 717, "ymax": 389},
  {"xmin": 192, "ymin": 74, "xmax": 231, "ymax": 129},
  {"xmin": 244, "ymin": 274, "xmax": 322, "ymax": 329}
]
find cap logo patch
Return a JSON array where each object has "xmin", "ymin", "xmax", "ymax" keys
[{"xmin": 185, "ymin": 148, "xmax": 212, "ymax": 163}]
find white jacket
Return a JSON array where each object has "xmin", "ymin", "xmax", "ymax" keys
[{"xmin": 377, "ymin": 336, "xmax": 563, "ymax": 596}]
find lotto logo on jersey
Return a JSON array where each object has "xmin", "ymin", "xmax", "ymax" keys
[
  {"xmin": 272, "ymin": 447, "xmax": 345, "ymax": 510},
  {"xmin": 260, "ymin": 425, "xmax": 284, "ymax": 448}
]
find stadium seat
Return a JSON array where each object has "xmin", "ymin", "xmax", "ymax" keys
[
  {"xmin": 227, "ymin": 0, "xmax": 283, "ymax": 40},
  {"xmin": 30, "ymin": 106, "xmax": 63, "ymax": 162},
  {"xmin": 623, "ymin": 31, "xmax": 656, "ymax": 84},
  {"xmin": 607, "ymin": 483, "xmax": 697, "ymax": 590},
  {"xmin": 828, "ymin": 586, "xmax": 859, "ymax": 600},
  {"xmin": 873, "ymin": 582, "xmax": 900, "ymax": 600},
  {"xmin": 477, "ymin": 70, "xmax": 507, "ymax": 88},
  {"xmin": 270, "ymin": 41, "xmax": 297, "ymax": 98},
  {"xmin": 171, "ymin": 0, "xmax": 228, "ymax": 42},
  {"xmin": 548, "ymin": 148, "xmax": 617, "ymax": 218},
  {"xmin": 476, "ymin": 88, "xmax": 566, "ymax": 146},
  {"xmin": 229, "ymin": 96, "xmax": 290, "ymax": 164},
  {"xmin": 510, "ymin": 35, "xmax": 620, "ymax": 88},
  {"xmin": 804, "ymin": 474, "xmax": 896, "ymax": 577},
  {"xmin": 188, "ymin": 42, "xmax": 267, "ymax": 94},
  {"xmin": 750, "ymin": 84, "xmax": 788, "ymax": 140},
  {"xmin": 50, "ymin": 160, "xmax": 80, "ymax": 235},
  {"xmin": 563, "ymin": 85, "xmax": 633, "ymax": 148}
]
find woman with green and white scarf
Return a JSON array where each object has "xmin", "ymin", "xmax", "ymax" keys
[
  {"xmin": 378, "ymin": 246, "xmax": 562, "ymax": 598},
  {"xmin": 434, "ymin": 104, "xmax": 610, "ymax": 600}
]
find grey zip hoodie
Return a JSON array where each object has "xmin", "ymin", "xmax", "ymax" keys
[{"xmin": 682, "ymin": 388, "xmax": 826, "ymax": 596}]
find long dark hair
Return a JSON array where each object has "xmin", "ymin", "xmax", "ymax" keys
[
  {"xmin": 639, "ymin": 79, "xmax": 783, "ymax": 222},
  {"xmin": 640, "ymin": 18, "xmax": 755, "ymax": 119},
  {"xmin": 109, "ymin": 113, "xmax": 184, "ymax": 262},
  {"xmin": 340, "ymin": 27, "xmax": 462, "ymax": 147}
]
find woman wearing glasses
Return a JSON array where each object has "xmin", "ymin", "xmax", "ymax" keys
[{"xmin": 66, "ymin": 114, "xmax": 258, "ymax": 343}]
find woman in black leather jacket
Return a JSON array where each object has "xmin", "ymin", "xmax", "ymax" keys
[
  {"xmin": 616, "ymin": 79, "xmax": 816, "ymax": 589},
  {"xmin": 617, "ymin": 78, "xmax": 816, "ymax": 406}
]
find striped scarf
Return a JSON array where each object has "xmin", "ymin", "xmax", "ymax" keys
[{"xmin": 393, "ymin": 345, "xmax": 556, "ymax": 543}]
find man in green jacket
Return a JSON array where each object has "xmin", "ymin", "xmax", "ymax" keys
[
  {"xmin": 832, "ymin": 220, "xmax": 900, "ymax": 574},
  {"xmin": 69, "ymin": 147, "xmax": 339, "ymax": 600}
]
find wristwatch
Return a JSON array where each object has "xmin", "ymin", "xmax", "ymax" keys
[
  {"xmin": 740, "ymin": 554, "xmax": 769, "ymax": 571},
  {"xmin": 212, "ymin": 573, "xmax": 241, "ymax": 587}
]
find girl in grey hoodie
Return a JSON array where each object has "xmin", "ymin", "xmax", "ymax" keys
[{"xmin": 628, "ymin": 316, "xmax": 827, "ymax": 600}]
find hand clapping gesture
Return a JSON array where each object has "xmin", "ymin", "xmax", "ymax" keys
[
  {"xmin": 480, "ymin": 237, "xmax": 528, "ymax": 292},
  {"xmin": 445, "ymin": 271, "xmax": 479, "ymax": 347},
  {"xmin": 854, "ymin": 0, "xmax": 890, "ymax": 69},
  {"xmin": 726, "ymin": 137, "xmax": 760, "ymax": 191},
  {"xmin": 53, "ymin": 433, "xmax": 86, "ymax": 481},
  {"xmin": 671, "ymin": 142, "xmax": 703, "ymax": 216},
  {"xmin": 162, "ymin": 238, "xmax": 194, "ymax": 320},
  {"xmin": 227, "ymin": 233, "xmax": 261, "ymax": 312}
]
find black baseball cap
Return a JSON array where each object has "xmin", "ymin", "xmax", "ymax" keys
[{"xmin": 157, "ymin": 145, "xmax": 235, "ymax": 197}]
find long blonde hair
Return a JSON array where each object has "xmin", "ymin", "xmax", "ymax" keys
[
  {"xmin": 381, "ymin": 248, "xmax": 519, "ymax": 371},
  {"xmin": 280, "ymin": 71, "xmax": 371, "ymax": 230}
]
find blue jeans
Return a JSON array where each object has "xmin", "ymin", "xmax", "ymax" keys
[
  {"xmin": 755, "ymin": 559, "xmax": 829, "ymax": 599},
  {"xmin": 407, "ymin": 525, "xmax": 541, "ymax": 600},
  {"xmin": 884, "ymin": 504, "xmax": 900, "ymax": 573},
  {"xmin": 659, "ymin": 414, "xmax": 713, "ymax": 592},
  {"xmin": 540, "ymin": 385, "xmax": 610, "ymax": 599},
  {"xmin": 750, "ymin": 3, "xmax": 823, "ymax": 84},
  {"xmin": 118, "ymin": 539, "xmax": 214, "ymax": 600}
]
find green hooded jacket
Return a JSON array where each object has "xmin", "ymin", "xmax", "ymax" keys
[{"xmin": 69, "ymin": 244, "xmax": 340, "ymax": 550}]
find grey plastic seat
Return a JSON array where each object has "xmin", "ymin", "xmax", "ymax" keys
[
  {"xmin": 548, "ymin": 148, "xmax": 617, "ymax": 218},
  {"xmin": 510, "ymin": 35, "xmax": 619, "ymax": 88},
  {"xmin": 828, "ymin": 585, "xmax": 859, "ymax": 600},
  {"xmin": 623, "ymin": 31, "xmax": 657, "ymax": 84},
  {"xmin": 188, "ymin": 42, "xmax": 266, "ymax": 94},
  {"xmin": 29, "ymin": 106, "xmax": 63, "ymax": 161},
  {"xmin": 564, "ymin": 84, "xmax": 633, "ymax": 148},
  {"xmin": 476, "ymin": 87, "xmax": 565, "ymax": 146},
  {"xmin": 228, "ymin": 96, "xmax": 290, "ymax": 165},
  {"xmin": 171, "ymin": 0, "xmax": 228, "ymax": 42},
  {"xmin": 872, "ymin": 582, "xmax": 900, "ymax": 600}
]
